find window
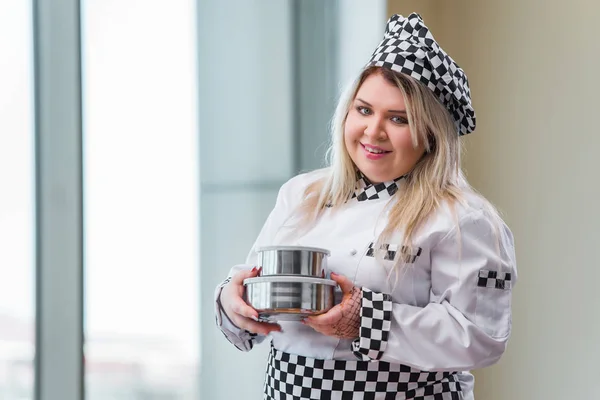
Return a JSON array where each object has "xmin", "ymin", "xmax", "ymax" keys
[
  {"xmin": 82, "ymin": 2, "xmax": 200, "ymax": 398},
  {"xmin": 0, "ymin": 1, "xmax": 35, "ymax": 399}
]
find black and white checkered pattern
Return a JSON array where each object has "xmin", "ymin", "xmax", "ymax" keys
[
  {"xmin": 326, "ymin": 173, "xmax": 403, "ymax": 208},
  {"xmin": 264, "ymin": 344, "xmax": 462, "ymax": 399},
  {"xmin": 366, "ymin": 242, "xmax": 423, "ymax": 263},
  {"xmin": 352, "ymin": 289, "xmax": 393, "ymax": 361},
  {"xmin": 477, "ymin": 269, "xmax": 512, "ymax": 290},
  {"xmin": 367, "ymin": 13, "xmax": 476, "ymax": 136},
  {"xmin": 352, "ymin": 172, "xmax": 404, "ymax": 202}
]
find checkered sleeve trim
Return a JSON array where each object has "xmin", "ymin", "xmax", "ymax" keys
[
  {"xmin": 351, "ymin": 288, "xmax": 393, "ymax": 361},
  {"xmin": 215, "ymin": 276, "xmax": 257, "ymax": 352}
]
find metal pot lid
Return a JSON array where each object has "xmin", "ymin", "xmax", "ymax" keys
[
  {"xmin": 243, "ymin": 276, "xmax": 336, "ymax": 286},
  {"xmin": 255, "ymin": 245, "xmax": 331, "ymax": 255}
]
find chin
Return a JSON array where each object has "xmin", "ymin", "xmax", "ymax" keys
[{"xmin": 360, "ymin": 170, "xmax": 390, "ymax": 184}]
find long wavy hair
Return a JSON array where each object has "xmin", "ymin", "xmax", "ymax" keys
[{"xmin": 292, "ymin": 66, "xmax": 503, "ymax": 269}]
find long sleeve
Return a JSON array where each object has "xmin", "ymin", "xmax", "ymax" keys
[
  {"xmin": 214, "ymin": 268, "xmax": 263, "ymax": 351},
  {"xmin": 214, "ymin": 174, "xmax": 304, "ymax": 351},
  {"xmin": 353, "ymin": 208, "xmax": 517, "ymax": 371}
]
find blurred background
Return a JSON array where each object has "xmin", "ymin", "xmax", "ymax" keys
[{"xmin": 0, "ymin": 0, "xmax": 598, "ymax": 399}]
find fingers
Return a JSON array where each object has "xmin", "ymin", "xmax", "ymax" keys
[
  {"xmin": 227, "ymin": 296, "xmax": 282, "ymax": 336},
  {"xmin": 230, "ymin": 266, "xmax": 260, "ymax": 285},
  {"xmin": 304, "ymin": 272, "xmax": 354, "ymax": 331},
  {"xmin": 230, "ymin": 295, "xmax": 259, "ymax": 320},
  {"xmin": 330, "ymin": 272, "xmax": 355, "ymax": 293},
  {"xmin": 305, "ymin": 305, "xmax": 342, "ymax": 326},
  {"xmin": 225, "ymin": 291, "xmax": 281, "ymax": 335},
  {"xmin": 222, "ymin": 273, "xmax": 259, "ymax": 320},
  {"xmin": 223, "ymin": 268, "xmax": 282, "ymax": 335}
]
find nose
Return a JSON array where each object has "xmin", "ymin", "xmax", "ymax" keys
[{"xmin": 363, "ymin": 116, "xmax": 387, "ymax": 141}]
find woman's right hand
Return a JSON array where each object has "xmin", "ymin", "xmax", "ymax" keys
[{"xmin": 220, "ymin": 267, "xmax": 282, "ymax": 336}]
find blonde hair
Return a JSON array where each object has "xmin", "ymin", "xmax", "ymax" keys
[{"xmin": 292, "ymin": 66, "xmax": 503, "ymax": 270}]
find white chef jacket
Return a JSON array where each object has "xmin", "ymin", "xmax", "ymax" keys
[{"xmin": 215, "ymin": 169, "xmax": 517, "ymax": 399}]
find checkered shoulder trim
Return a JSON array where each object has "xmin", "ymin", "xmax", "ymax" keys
[
  {"xmin": 216, "ymin": 276, "xmax": 258, "ymax": 352},
  {"xmin": 352, "ymin": 288, "xmax": 393, "ymax": 361}
]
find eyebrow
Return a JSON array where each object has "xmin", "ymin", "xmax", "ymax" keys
[{"xmin": 356, "ymin": 98, "xmax": 407, "ymax": 114}]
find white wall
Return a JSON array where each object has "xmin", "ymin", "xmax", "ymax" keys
[{"xmin": 388, "ymin": 1, "xmax": 600, "ymax": 398}]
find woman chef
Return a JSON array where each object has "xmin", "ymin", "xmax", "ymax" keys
[{"xmin": 214, "ymin": 13, "xmax": 517, "ymax": 400}]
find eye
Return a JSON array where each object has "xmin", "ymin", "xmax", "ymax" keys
[
  {"xmin": 390, "ymin": 115, "xmax": 408, "ymax": 125},
  {"xmin": 356, "ymin": 106, "xmax": 372, "ymax": 116}
]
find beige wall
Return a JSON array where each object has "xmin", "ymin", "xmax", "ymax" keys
[{"xmin": 388, "ymin": 1, "xmax": 600, "ymax": 399}]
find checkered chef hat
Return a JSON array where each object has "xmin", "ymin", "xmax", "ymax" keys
[{"xmin": 367, "ymin": 13, "xmax": 476, "ymax": 135}]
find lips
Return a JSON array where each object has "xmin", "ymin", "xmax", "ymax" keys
[
  {"xmin": 360, "ymin": 143, "xmax": 390, "ymax": 161},
  {"xmin": 361, "ymin": 143, "xmax": 391, "ymax": 154}
]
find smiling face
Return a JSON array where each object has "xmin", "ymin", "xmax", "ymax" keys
[{"xmin": 343, "ymin": 71, "xmax": 426, "ymax": 184}]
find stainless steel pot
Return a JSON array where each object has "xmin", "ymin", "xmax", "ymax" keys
[
  {"xmin": 243, "ymin": 276, "xmax": 335, "ymax": 322},
  {"xmin": 256, "ymin": 246, "xmax": 331, "ymax": 278}
]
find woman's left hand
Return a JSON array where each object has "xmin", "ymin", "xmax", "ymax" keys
[{"xmin": 303, "ymin": 272, "xmax": 362, "ymax": 339}]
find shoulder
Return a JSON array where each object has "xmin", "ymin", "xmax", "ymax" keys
[
  {"xmin": 277, "ymin": 168, "xmax": 330, "ymax": 206},
  {"xmin": 420, "ymin": 189, "xmax": 513, "ymax": 245},
  {"xmin": 280, "ymin": 168, "xmax": 329, "ymax": 195},
  {"xmin": 427, "ymin": 191, "xmax": 517, "ymax": 279}
]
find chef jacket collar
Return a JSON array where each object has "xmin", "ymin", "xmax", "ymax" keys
[{"xmin": 351, "ymin": 171, "xmax": 405, "ymax": 202}]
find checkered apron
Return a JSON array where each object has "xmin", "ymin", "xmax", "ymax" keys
[{"xmin": 263, "ymin": 345, "xmax": 463, "ymax": 400}]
